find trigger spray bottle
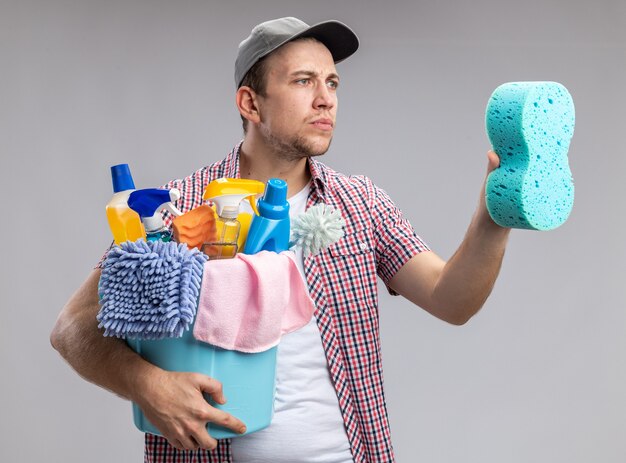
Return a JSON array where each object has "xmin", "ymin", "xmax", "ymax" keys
[
  {"xmin": 202, "ymin": 178, "xmax": 265, "ymax": 258},
  {"xmin": 127, "ymin": 188, "xmax": 183, "ymax": 242}
]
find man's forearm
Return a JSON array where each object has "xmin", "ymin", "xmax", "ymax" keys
[
  {"xmin": 431, "ymin": 207, "xmax": 511, "ymax": 324},
  {"xmin": 51, "ymin": 268, "xmax": 247, "ymax": 449},
  {"xmin": 50, "ymin": 268, "xmax": 157, "ymax": 401},
  {"xmin": 388, "ymin": 152, "xmax": 512, "ymax": 325}
]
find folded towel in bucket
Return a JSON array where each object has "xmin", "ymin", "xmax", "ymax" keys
[
  {"xmin": 193, "ymin": 250, "xmax": 316, "ymax": 353},
  {"xmin": 97, "ymin": 240, "xmax": 207, "ymax": 339}
]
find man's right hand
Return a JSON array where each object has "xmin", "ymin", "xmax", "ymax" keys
[
  {"xmin": 51, "ymin": 268, "xmax": 246, "ymax": 452},
  {"xmin": 134, "ymin": 369, "xmax": 247, "ymax": 451}
]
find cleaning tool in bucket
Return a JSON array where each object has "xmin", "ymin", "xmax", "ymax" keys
[
  {"xmin": 128, "ymin": 188, "xmax": 183, "ymax": 241},
  {"xmin": 106, "ymin": 164, "xmax": 146, "ymax": 244},
  {"xmin": 243, "ymin": 178, "xmax": 290, "ymax": 254},
  {"xmin": 290, "ymin": 203, "xmax": 345, "ymax": 256},
  {"xmin": 193, "ymin": 250, "xmax": 316, "ymax": 352},
  {"xmin": 96, "ymin": 240, "xmax": 207, "ymax": 339},
  {"xmin": 485, "ymin": 81, "xmax": 575, "ymax": 230},
  {"xmin": 202, "ymin": 178, "xmax": 265, "ymax": 259},
  {"xmin": 172, "ymin": 205, "xmax": 218, "ymax": 251},
  {"xmin": 208, "ymin": 204, "xmax": 240, "ymax": 259}
]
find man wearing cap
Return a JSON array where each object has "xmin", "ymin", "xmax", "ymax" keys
[{"xmin": 51, "ymin": 17, "xmax": 510, "ymax": 462}]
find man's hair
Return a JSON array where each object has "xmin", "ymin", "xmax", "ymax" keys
[{"xmin": 238, "ymin": 37, "xmax": 321, "ymax": 134}]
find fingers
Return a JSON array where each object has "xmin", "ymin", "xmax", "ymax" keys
[
  {"xmin": 195, "ymin": 374, "xmax": 226, "ymax": 405},
  {"xmin": 141, "ymin": 372, "xmax": 246, "ymax": 451},
  {"xmin": 194, "ymin": 375, "xmax": 247, "ymax": 434},
  {"xmin": 170, "ymin": 439, "xmax": 185, "ymax": 450},
  {"xmin": 174, "ymin": 435, "xmax": 200, "ymax": 451},
  {"xmin": 177, "ymin": 428, "xmax": 217, "ymax": 452},
  {"xmin": 166, "ymin": 374, "xmax": 246, "ymax": 450},
  {"xmin": 486, "ymin": 149, "xmax": 500, "ymax": 173},
  {"xmin": 163, "ymin": 422, "xmax": 218, "ymax": 451},
  {"xmin": 477, "ymin": 150, "xmax": 500, "ymax": 222},
  {"xmin": 191, "ymin": 428, "xmax": 219, "ymax": 451},
  {"xmin": 164, "ymin": 408, "xmax": 245, "ymax": 451},
  {"xmin": 203, "ymin": 405, "xmax": 247, "ymax": 435}
]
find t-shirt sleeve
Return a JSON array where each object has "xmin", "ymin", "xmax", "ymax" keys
[{"xmin": 371, "ymin": 181, "xmax": 430, "ymax": 296}]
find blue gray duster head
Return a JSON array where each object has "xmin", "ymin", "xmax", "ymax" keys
[{"xmin": 97, "ymin": 240, "xmax": 207, "ymax": 340}]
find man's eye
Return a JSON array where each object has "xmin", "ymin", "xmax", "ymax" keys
[
  {"xmin": 296, "ymin": 79, "xmax": 309, "ymax": 85},
  {"xmin": 327, "ymin": 80, "xmax": 339, "ymax": 89}
]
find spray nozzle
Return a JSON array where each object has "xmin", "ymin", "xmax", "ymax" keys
[
  {"xmin": 128, "ymin": 188, "xmax": 183, "ymax": 233},
  {"xmin": 202, "ymin": 178, "xmax": 266, "ymax": 217}
]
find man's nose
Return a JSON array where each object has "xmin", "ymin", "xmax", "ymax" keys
[{"xmin": 313, "ymin": 83, "xmax": 335, "ymax": 110}]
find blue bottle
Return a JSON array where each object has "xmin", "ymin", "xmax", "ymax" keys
[{"xmin": 243, "ymin": 178, "xmax": 290, "ymax": 254}]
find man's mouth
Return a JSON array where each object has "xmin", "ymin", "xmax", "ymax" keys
[{"xmin": 311, "ymin": 118, "xmax": 334, "ymax": 131}]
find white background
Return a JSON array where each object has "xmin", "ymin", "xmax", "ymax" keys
[{"xmin": 2, "ymin": 0, "xmax": 625, "ymax": 461}]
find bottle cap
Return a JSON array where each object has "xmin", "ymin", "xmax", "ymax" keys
[
  {"xmin": 111, "ymin": 164, "xmax": 136, "ymax": 192},
  {"xmin": 258, "ymin": 178, "xmax": 289, "ymax": 220}
]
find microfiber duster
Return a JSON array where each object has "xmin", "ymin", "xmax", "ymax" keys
[
  {"xmin": 485, "ymin": 82, "xmax": 575, "ymax": 230},
  {"xmin": 97, "ymin": 240, "xmax": 207, "ymax": 339}
]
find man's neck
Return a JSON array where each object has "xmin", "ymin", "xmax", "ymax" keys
[{"xmin": 239, "ymin": 137, "xmax": 312, "ymax": 198}]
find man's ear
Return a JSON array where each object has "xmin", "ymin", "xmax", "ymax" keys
[{"xmin": 236, "ymin": 87, "xmax": 261, "ymax": 125}]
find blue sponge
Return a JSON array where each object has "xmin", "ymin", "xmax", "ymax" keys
[
  {"xmin": 485, "ymin": 82, "xmax": 575, "ymax": 230},
  {"xmin": 97, "ymin": 240, "xmax": 207, "ymax": 340}
]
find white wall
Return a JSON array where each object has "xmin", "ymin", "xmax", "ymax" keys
[{"xmin": 2, "ymin": 0, "xmax": 624, "ymax": 461}]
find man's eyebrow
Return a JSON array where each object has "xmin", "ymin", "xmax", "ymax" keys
[{"xmin": 289, "ymin": 70, "xmax": 340, "ymax": 80}]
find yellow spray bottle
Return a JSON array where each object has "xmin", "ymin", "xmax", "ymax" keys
[
  {"xmin": 106, "ymin": 164, "xmax": 146, "ymax": 244},
  {"xmin": 202, "ymin": 178, "xmax": 265, "ymax": 258}
]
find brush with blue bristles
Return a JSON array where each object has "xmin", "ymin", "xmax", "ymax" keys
[{"xmin": 290, "ymin": 204, "xmax": 345, "ymax": 256}]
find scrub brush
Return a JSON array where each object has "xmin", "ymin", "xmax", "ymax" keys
[{"xmin": 290, "ymin": 204, "xmax": 345, "ymax": 256}]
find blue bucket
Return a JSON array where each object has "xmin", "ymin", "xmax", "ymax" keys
[{"xmin": 128, "ymin": 331, "xmax": 277, "ymax": 439}]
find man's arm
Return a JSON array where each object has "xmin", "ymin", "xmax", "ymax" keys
[
  {"xmin": 50, "ymin": 268, "xmax": 246, "ymax": 450},
  {"xmin": 388, "ymin": 150, "xmax": 511, "ymax": 325}
]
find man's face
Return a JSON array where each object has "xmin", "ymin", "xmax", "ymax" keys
[{"xmin": 255, "ymin": 39, "xmax": 339, "ymax": 160}]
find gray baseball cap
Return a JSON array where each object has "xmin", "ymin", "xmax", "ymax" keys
[{"xmin": 235, "ymin": 17, "xmax": 359, "ymax": 88}]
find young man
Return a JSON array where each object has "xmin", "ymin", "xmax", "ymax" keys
[{"xmin": 51, "ymin": 17, "xmax": 510, "ymax": 462}]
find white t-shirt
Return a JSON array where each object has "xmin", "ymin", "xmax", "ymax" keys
[{"xmin": 231, "ymin": 182, "xmax": 353, "ymax": 462}]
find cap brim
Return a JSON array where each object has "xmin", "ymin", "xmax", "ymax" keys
[{"xmin": 289, "ymin": 20, "xmax": 359, "ymax": 64}]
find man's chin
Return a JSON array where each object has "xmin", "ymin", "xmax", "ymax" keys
[
  {"xmin": 305, "ymin": 137, "xmax": 333, "ymax": 158},
  {"xmin": 262, "ymin": 129, "xmax": 332, "ymax": 160}
]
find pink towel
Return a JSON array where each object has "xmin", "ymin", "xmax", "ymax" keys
[{"xmin": 193, "ymin": 250, "xmax": 316, "ymax": 353}]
